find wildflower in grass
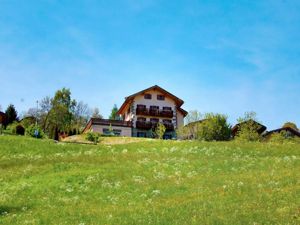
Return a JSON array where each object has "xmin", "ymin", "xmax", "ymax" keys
[
  {"xmin": 114, "ymin": 181, "xmax": 122, "ymax": 188},
  {"xmin": 107, "ymin": 215, "xmax": 113, "ymax": 220},
  {"xmin": 66, "ymin": 188, "xmax": 73, "ymax": 192},
  {"xmin": 152, "ymin": 190, "xmax": 160, "ymax": 197},
  {"xmin": 133, "ymin": 176, "xmax": 145, "ymax": 183},
  {"xmin": 122, "ymin": 149, "xmax": 128, "ymax": 153},
  {"xmin": 140, "ymin": 193, "xmax": 147, "ymax": 198}
]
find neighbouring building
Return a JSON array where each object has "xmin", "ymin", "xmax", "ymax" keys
[
  {"xmin": 232, "ymin": 119, "xmax": 267, "ymax": 139},
  {"xmin": 83, "ymin": 118, "xmax": 132, "ymax": 137},
  {"xmin": 83, "ymin": 85, "xmax": 188, "ymax": 139},
  {"xmin": 0, "ymin": 111, "xmax": 7, "ymax": 129},
  {"xmin": 264, "ymin": 127, "xmax": 300, "ymax": 141}
]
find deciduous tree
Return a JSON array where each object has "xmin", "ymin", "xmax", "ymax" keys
[
  {"xmin": 92, "ymin": 107, "xmax": 103, "ymax": 119},
  {"xmin": 235, "ymin": 111, "xmax": 263, "ymax": 142},
  {"xmin": 198, "ymin": 113, "xmax": 232, "ymax": 141},
  {"xmin": 282, "ymin": 122, "xmax": 299, "ymax": 132}
]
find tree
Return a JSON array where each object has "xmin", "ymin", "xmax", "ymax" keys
[
  {"xmin": 39, "ymin": 88, "xmax": 77, "ymax": 133},
  {"xmin": 198, "ymin": 113, "xmax": 232, "ymax": 141},
  {"xmin": 74, "ymin": 101, "xmax": 92, "ymax": 122},
  {"xmin": 150, "ymin": 123, "xmax": 166, "ymax": 139},
  {"xmin": 5, "ymin": 104, "xmax": 19, "ymax": 125},
  {"xmin": 235, "ymin": 111, "xmax": 263, "ymax": 142},
  {"xmin": 92, "ymin": 107, "xmax": 103, "ymax": 119},
  {"xmin": 51, "ymin": 87, "xmax": 77, "ymax": 129},
  {"xmin": 109, "ymin": 123, "xmax": 113, "ymax": 133},
  {"xmin": 178, "ymin": 110, "xmax": 203, "ymax": 140},
  {"xmin": 282, "ymin": 122, "xmax": 299, "ymax": 132},
  {"xmin": 26, "ymin": 124, "xmax": 44, "ymax": 139},
  {"xmin": 39, "ymin": 95, "xmax": 52, "ymax": 132},
  {"xmin": 109, "ymin": 104, "xmax": 121, "ymax": 120}
]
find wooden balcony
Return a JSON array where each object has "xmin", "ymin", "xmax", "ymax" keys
[
  {"xmin": 136, "ymin": 108, "xmax": 173, "ymax": 118},
  {"xmin": 136, "ymin": 121, "xmax": 174, "ymax": 131}
]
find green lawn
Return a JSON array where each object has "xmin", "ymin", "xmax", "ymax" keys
[{"xmin": 1, "ymin": 134, "xmax": 300, "ymax": 224}]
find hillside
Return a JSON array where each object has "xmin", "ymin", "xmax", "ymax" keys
[{"xmin": 1, "ymin": 135, "xmax": 300, "ymax": 224}]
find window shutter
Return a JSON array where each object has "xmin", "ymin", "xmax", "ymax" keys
[
  {"xmin": 137, "ymin": 132, "xmax": 140, "ymax": 137},
  {"xmin": 163, "ymin": 119, "xmax": 165, "ymax": 123},
  {"xmin": 157, "ymin": 106, "xmax": 159, "ymax": 109},
  {"xmin": 149, "ymin": 94, "xmax": 152, "ymax": 99},
  {"xmin": 157, "ymin": 95, "xmax": 159, "ymax": 100},
  {"xmin": 163, "ymin": 96, "xmax": 165, "ymax": 100},
  {"xmin": 150, "ymin": 118, "xmax": 153, "ymax": 122},
  {"xmin": 144, "ymin": 133, "xmax": 146, "ymax": 138},
  {"xmin": 144, "ymin": 105, "xmax": 146, "ymax": 109}
]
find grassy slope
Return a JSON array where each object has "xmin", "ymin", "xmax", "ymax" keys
[
  {"xmin": 63, "ymin": 134, "xmax": 150, "ymax": 145},
  {"xmin": 1, "ymin": 135, "xmax": 300, "ymax": 224}
]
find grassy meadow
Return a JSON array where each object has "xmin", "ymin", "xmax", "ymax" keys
[{"xmin": 1, "ymin": 135, "xmax": 300, "ymax": 224}]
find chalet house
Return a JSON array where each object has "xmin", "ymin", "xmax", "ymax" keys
[
  {"xmin": 232, "ymin": 119, "xmax": 267, "ymax": 138},
  {"xmin": 83, "ymin": 85, "xmax": 187, "ymax": 139},
  {"xmin": 0, "ymin": 111, "xmax": 6, "ymax": 129},
  {"xmin": 264, "ymin": 127, "xmax": 300, "ymax": 141}
]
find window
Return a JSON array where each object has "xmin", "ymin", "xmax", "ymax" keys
[
  {"xmin": 163, "ymin": 107, "xmax": 171, "ymax": 110},
  {"xmin": 137, "ymin": 132, "xmax": 146, "ymax": 138},
  {"xmin": 137, "ymin": 104, "xmax": 146, "ymax": 109},
  {"xmin": 138, "ymin": 117, "xmax": 146, "ymax": 122},
  {"xmin": 164, "ymin": 134, "xmax": 172, "ymax": 140},
  {"xmin": 150, "ymin": 105, "xmax": 159, "ymax": 109},
  {"xmin": 163, "ymin": 119, "xmax": 171, "ymax": 123},
  {"xmin": 144, "ymin": 94, "xmax": 152, "ymax": 99},
  {"xmin": 151, "ymin": 118, "xmax": 159, "ymax": 123},
  {"xmin": 157, "ymin": 95, "xmax": 165, "ymax": 100},
  {"xmin": 286, "ymin": 133, "xmax": 295, "ymax": 138},
  {"xmin": 103, "ymin": 129, "xmax": 122, "ymax": 135}
]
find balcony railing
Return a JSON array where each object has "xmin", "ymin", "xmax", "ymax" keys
[
  {"xmin": 136, "ymin": 108, "xmax": 173, "ymax": 118},
  {"xmin": 91, "ymin": 119, "xmax": 132, "ymax": 127},
  {"xmin": 136, "ymin": 121, "xmax": 174, "ymax": 131}
]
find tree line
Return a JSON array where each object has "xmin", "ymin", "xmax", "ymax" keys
[
  {"xmin": 177, "ymin": 110, "xmax": 299, "ymax": 143},
  {"xmin": 1, "ymin": 88, "xmax": 121, "ymax": 138}
]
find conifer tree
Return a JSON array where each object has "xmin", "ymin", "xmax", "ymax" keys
[{"xmin": 5, "ymin": 104, "xmax": 19, "ymax": 125}]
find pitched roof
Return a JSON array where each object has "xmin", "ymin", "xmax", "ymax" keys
[
  {"xmin": 117, "ymin": 85, "xmax": 186, "ymax": 116},
  {"xmin": 232, "ymin": 119, "xmax": 267, "ymax": 134},
  {"xmin": 265, "ymin": 127, "xmax": 300, "ymax": 137},
  {"xmin": 0, "ymin": 111, "xmax": 6, "ymax": 116}
]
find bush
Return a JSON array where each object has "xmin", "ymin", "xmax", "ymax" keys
[
  {"xmin": 26, "ymin": 124, "xmax": 44, "ymax": 138},
  {"xmin": 85, "ymin": 131, "xmax": 95, "ymax": 142},
  {"xmin": 85, "ymin": 131, "xmax": 102, "ymax": 143},
  {"xmin": 6, "ymin": 121, "xmax": 18, "ymax": 134}
]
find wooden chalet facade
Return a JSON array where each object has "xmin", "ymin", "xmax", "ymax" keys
[
  {"xmin": 83, "ymin": 85, "xmax": 187, "ymax": 139},
  {"xmin": 116, "ymin": 85, "xmax": 187, "ymax": 139},
  {"xmin": 264, "ymin": 127, "xmax": 300, "ymax": 141},
  {"xmin": 0, "ymin": 111, "xmax": 7, "ymax": 129}
]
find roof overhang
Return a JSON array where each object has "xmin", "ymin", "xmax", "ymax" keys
[{"xmin": 116, "ymin": 85, "xmax": 185, "ymax": 116}]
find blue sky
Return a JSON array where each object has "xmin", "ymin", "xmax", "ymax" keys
[{"xmin": 0, "ymin": 0, "xmax": 300, "ymax": 130}]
